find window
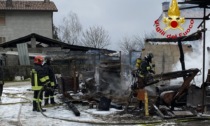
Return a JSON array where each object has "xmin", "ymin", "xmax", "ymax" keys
[{"xmin": 0, "ymin": 13, "xmax": 5, "ymax": 25}]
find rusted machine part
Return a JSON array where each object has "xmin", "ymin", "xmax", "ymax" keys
[
  {"xmin": 160, "ymin": 91, "xmax": 175, "ymax": 105},
  {"xmin": 160, "ymin": 68, "xmax": 200, "ymax": 106},
  {"xmin": 174, "ymin": 69, "xmax": 199, "ymax": 99}
]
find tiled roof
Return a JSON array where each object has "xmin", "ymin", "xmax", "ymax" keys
[{"xmin": 0, "ymin": 1, "xmax": 57, "ymax": 11}]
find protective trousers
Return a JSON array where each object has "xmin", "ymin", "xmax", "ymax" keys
[
  {"xmin": 0, "ymin": 85, "xmax": 3, "ymax": 101},
  {"xmin": 0, "ymin": 85, "xmax": 3, "ymax": 96},
  {"xmin": 33, "ymin": 90, "xmax": 45, "ymax": 112},
  {"xmin": 44, "ymin": 87, "xmax": 56, "ymax": 105}
]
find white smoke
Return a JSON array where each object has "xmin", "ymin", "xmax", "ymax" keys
[{"xmin": 171, "ymin": 21, "xmax": 210, "ymax": 88}]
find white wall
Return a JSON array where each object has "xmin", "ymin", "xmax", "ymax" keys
[{"xmin": 0, "ymin": 11, "xmax": 53, "ymax": 42}]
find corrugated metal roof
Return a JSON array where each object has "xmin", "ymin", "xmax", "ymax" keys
[
  {"xmin": 0, "ymin": 1, "xmax": 57, "ymax": 11},
  {"xmin": 17, "ymin": 43, "xmax": 30, "ymax": 65}
]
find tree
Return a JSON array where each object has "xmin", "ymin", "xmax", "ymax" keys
[
  {"xmin": 119, "ymin": 31, "xmax": 156, "ymax": 54},
  {"xmin": 119, "ymin": 36, "xmax": 139, "ymax": 54},
  {"xmin": 81, "ymin": 26, "xmax": 110, "ymax": 49},
  {"xmin": 58, "ymin": 11, "xmax": 82, "ymax": 45},
  {"xmin": 52, "ymin": 24, "xmax": 60, "ymax": 40}
]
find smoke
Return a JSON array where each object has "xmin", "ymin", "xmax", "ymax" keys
[{"xmin": 171, "ymin": 22, "xmax": 210, "ymax": 88}]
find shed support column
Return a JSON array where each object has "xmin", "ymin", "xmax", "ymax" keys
[
  {"xmin": 31, "ymin": 37, "xmax": 36, "ymax": 48},
  {"xmin": 178, "ymin": 40, "xmax": 186, "ymax": 80}
]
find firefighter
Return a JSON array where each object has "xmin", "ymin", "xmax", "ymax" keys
[
  {"xmin": 43, "ymin": 56, "xmax": 57, "ymax": 106},
  {"xmin": 31, "ymin": 55, "xmax": 50, "ymax": 112},
  {"xmin": 132, "ymin": 53, "xmax": 155, "ymax": 110},
  {"xmin": 137, "ymin": 53, "xmax": 155, "ymax": 88}
]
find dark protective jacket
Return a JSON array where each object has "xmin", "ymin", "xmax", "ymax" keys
[
  {"xmin": 31, "ymin": 64, "xmax": 50, "ymax": 91},
  {"xmin": 139, "ymin": 60, "xmax": 153, "ymax": 77},
  {"xmin": 43, "ymin": 63, "xmax": 56, "ymax": 87}
]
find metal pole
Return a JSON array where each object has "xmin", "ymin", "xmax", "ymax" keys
[{"xmin": 202, "ymin": 6, "xmax": 206, "ymax": 113}]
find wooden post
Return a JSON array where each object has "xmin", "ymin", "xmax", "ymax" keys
[{"xmin": 144, "ymin": 91, "xmax": 149, "ymax": 116}]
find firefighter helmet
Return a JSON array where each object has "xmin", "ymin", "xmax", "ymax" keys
[
  {"xmin": 147, "ymin": 53, "xmax": 153, "ymax": 59},
  {"xmin": 145, "ymin": 53, "xmax": 153, "ymax": 63},
  {"xmin": 34, "ymin": 55, "xmax": 44, "ymax": 65}
]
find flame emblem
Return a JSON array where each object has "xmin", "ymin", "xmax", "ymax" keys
[{"xmin": 163, "ymin": 0, "xmax": 185, "ymax": 31}]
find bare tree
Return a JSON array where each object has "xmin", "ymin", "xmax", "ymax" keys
[
  {"xmin": 81, "ymin": 26, "xmax": 110, "ymax": 49},
  {"xmin": 53, "ymin": 24, "xmax": 60, "ymax": 40},
  {"xmin": 59, "ymin": 11, "xmax": 82, "ymax": 45},
  {"xmin": 132, "ymin": 35, "xmax": 145, "ymax": 50},
  {"xmin": 119, "ymin": 31, "xmax": 156, "ymax": 54},
  {"xmin": 119, "ymin": 36, "xmax": 139, "ymax": 54}
]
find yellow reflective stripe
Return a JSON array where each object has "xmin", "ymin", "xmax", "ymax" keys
[
  {"xmin": 33, "ymin": 98, "xmax": 38, "ymax": 101},
  {"xmin": 37, "ymin": 99, "xmax": 42, "ymax": 102},
  {"xmin": 40, "ymin": 76, "xmax": 49, "ymax": 82},
  {"xmin": 32, "ymin": 69, "xmax": 37, "ymax": 73},
  {"xmin": 50, "ymin": 82, "xmax": 55, "ymax": 86},
  {"xmin": 33, "ymin": 98, "xmax": 42, "ymax": 103},
  {"xmin": 147, "ymin": 66, "xmax": 151, "ymax": 70},
  {"xmin": 40, "ymin": 77, "xmax": 46, "ymax": 82},
  {"xmin": 50, "ymin": 96, "xmax": 55, "ymax": 98},
  {"xmin": 44, "ymin": 97, "xmax": 49, "ymax": 99},
  {"xmin": 35, "ymin": 73, "xmax": 38, "ymax": 87},
  {"xmin": 32, "ymin": 69, "xmax": 43, "ymax": 91},
  {"xmin": 45, "ymin": 76, "xmax": 49, "ymax": 80},
  {"xmin": 139, "ymin": 74, "xmax": 144, "ymax": 77},
  {"xmin": 32, "ymin": 86, "xmax": 42, "ymax": 90}
]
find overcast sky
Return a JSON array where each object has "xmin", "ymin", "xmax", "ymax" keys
[{"xmin": 51, "ymin": 0, "xmax": 167, "ymax": 50}]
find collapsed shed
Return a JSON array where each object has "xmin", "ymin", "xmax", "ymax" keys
[{"xmin": 144, "ymin": 30, "xmax": 210, "ymax": 114}]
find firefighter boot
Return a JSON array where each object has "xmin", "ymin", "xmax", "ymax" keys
[
  {"xmin": 32, "ymin": 101, "xmax": 37, "ymax": 111},
  {"xmin": 50, "ymin": 98, "xmax": 57, "ymax": 105},
  {"xmin": 44, "ymin": 99, "xmax": 49, "ymax": 106},
  {"xmin": 37, "ymin": 102, "xmax": 46, "ymax": 112}
]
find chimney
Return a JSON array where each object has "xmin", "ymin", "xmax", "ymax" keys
[
  {"xmin": 44, "ymin": 0, "xmax": 50, "ymax": 3},
  {"xmin": 6, "ymin": 0, "xmax": 13, "ymax": 7}
]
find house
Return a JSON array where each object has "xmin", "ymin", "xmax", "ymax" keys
[
  {"xmin": 0, "ymin": 0, "xmax": 118, "ymax": 81},
  {"xmin": 0, "ymin": 0, "xmax": 57, "ymax": 43}
]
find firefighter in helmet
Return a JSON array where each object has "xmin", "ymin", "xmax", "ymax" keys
[
  {"xmin": 130, "ymin": 53, "xmax": 155, "ymax": 110},
  {"xmin": 31, "ymin": 55, "xmax": 50, "ymax": 112},
  {"xmin": 43, "ymin": 56, "xmax": 57, "ymax": 106},
  {"xmin": 138, "ymin": 53, "xmax": 155, "ymax": 87}
]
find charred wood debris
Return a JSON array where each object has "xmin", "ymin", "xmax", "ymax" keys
[{"xmin": 52, "ymin": 54, "xmax": 210, "ymax": 120}]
